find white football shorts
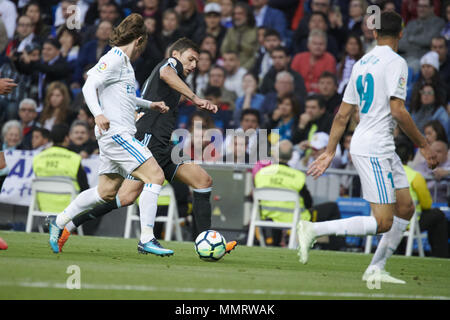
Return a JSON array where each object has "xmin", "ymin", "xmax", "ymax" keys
[
  {"xmin": 97, "ymin": 130, "xmax": 153, "ymax": 178},
  {"xmin": 351, "ymin": 153, "xmax": 409, "ymax": 204}
]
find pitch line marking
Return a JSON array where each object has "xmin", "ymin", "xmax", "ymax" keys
[{"xmin": 0, "ymin": 281, "xmax": 449, "ymax": 300}]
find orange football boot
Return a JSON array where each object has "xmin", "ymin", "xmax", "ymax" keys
[
  {"xmin": 58, "ymin": 227, "xmax": 71, "ymax": 252},
  {"xmin": 225, "ymin": 241, "xmax": 237, "ymax": 254}
]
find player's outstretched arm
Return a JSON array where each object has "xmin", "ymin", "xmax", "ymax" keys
[
  {"xmin": 307, "ymin": 101, "xmax": 355, "ymax": 178},
  {"xmin": 136, "ymin": 98, "xmax": 169, "ymax": 113},
  {"xmin": 390, "ymin": 97, "xmax": 438, "ymax": 169},
  {"xmin": 160, "ymin": 65, "xmax": 218, "ymax": 113}
]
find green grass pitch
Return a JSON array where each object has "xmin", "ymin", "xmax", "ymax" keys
[{"xmin": 0, "ymin": 231, "xmax": 449, "ymax": 300}]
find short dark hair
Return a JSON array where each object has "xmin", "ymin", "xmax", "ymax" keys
[
  {"xmin": 203, "ymin": 85, "xmax": 221, "ymax": 98},
  {"xmin": 44, "ymin": 37, "xmax": 61, "ymax": 50},
  {"xmin": 271, "ymin": 45, "xmax": 289, "ymax": 56},
  {"xmin": 395, "ymin": 138, "xmax": 415, "ymax": 164},
  {"xmin": 377, "ymin": 11, "xmax": 403, "ymax": 38},
  {"xmin": 168, "ymin": 37, "xmax": 200, "ymax": 57},
  {"xmin": 240, "ymin": 109, "xmax": 261, "ymax": 123},
  {"xmin": 33, "ymin": 127, "xmax": 50, "ymax": 140},
  {"xmin": 50, "ymin": 124, "xmax": 69, "ymax": 145},
  {"xmin": 319, "ymin": 71, "xmax": 338, "ymax": 86},
  {"xmin": 264, "ymin": 28, "xmax": 281, "ymax": 39},
  {"xmin": 306, "ymin": 94, "xmax": 326, "ymax": 109}
]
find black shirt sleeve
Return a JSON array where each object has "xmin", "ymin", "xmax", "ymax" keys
[{"xmin": 77, "ymin": 164, "xmax": 89, "ymax": 192}]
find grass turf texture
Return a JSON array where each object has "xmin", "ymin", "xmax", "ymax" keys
[{"xmin": 0, "ymin": 231, "xmax": 449, "ymax": 300}]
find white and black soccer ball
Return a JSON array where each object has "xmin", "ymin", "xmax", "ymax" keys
[{"xmin": 194, "ymin": 230, "xmax": 226, "ymax": 261}]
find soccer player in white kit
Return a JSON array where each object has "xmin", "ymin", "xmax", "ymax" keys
[
  {"xmin": 298, "ymin": 11, "xmax": 438, "ymax": 283},
  {"xmin": 47, "ymin": 14, "xmax": 173, "ymax": 256}
]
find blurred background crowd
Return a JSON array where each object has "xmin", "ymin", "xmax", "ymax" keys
[{"xmin": 0, "ymin": 0, "xmax": 448, "ymax": 200}]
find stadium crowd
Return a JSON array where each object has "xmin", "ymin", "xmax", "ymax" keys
[{"xmin": 0, "ymin": 0, "xmax": 448, "ymax": 250}]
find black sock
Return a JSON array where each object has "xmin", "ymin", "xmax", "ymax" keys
[
  {"xmin": 0, "ymin": 175, "xmax": 5, "ymax": 191},
  {"xmin": 72, "ymin": 201, "xmax": 118, "ymax": 227},
  {"xmin": 192, "ymin": 191, "xmax": 212, "ymax": 235}
]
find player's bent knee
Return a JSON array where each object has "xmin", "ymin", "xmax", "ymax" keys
[
  {"xmin": 194, "ymin": 173, "xmax": 212, "ymax": 189},
  {"xmin": 377, "ymin": 216, "xmax": 394, "ymax": 233}
]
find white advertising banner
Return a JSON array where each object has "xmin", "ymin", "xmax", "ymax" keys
[{"xmin": 0, "ymin": 149, "xmax": 100, "ymax": 206}]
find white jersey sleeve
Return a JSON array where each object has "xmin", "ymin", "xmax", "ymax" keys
[
  {"xmin": 385, "ymin": 57, "xmax": 408, "ymax": 101},
  {"xmin": 87, "ymin": 51, "xmax": 123, "ymax": 86},
  {"xmin": 342, "ymin": 69, "xmax": 358, "ymax": 105}
]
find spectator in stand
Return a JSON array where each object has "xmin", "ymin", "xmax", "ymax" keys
[
  {"xmin": 379, "ymin": 0, "xmax": 397, "ymax": 13},
  {"xmin": 84, "ymin": 0, "xmax": 113, "ymax": 26},
  {"xmin": 222, "ymin": 134, "xmax": 250, "ymax": 164},
  {"xmin": 54, "ymin": 0, "xmax": 89, "ymax": 33},
  {"xmin": 186, "ymin": 50, "xmax": 212, "ymax": 96},
  {"xmin": 411, "ymin": 120, "xmax": 448, "ymax": 169},
  {"xmin": 411, "ymin": 51, "xmax": 449, "ymax": 105},
  {"xmin": 19, "ymin": 38, "xmax": 72, "ymax": 107},
  {"xmin": 18, "ymin": 98, "xmax": 39, "ymax": 150},
  {"xmin": 410, "ymin": 83, "xmax": 449, "ymax": 137},
  {"xmin": 401, "ymin": 0, "xmax": 441, "ymax": 25},
  {"xmin": 81, "ymin": 1, "xmax": 122, "ymax": 44},
  {"xmin": 415, "ymin": 140, "xmax": 450, "ymax": 204},
  {"xmin": 431, "ymin": 36, "xmax": 450, "ymax": 85},
  {"xmin": 1, "ymin": 120, "xmax": 22, "ymax": 151},
  {"xmin": 260, "ymin": 71, "xmax": 304, "ymax": 124},
  {"xmin": 442, "ymin": 2, "xmax": 450, "ymax": 42},
  {"xmin": 203, "ymin": 65, "xmax": 237, "ymax": 110},
  {"xmin": 223, "ymin": 50, "xmax": 247, "ymax": 97},
  {"xmin": 155, "ymin": 9, "xmax": 182, "ymax": 56},
  {"xmin": 318, "ymin": 71, "xmax": 341, "ymax": 114},
  {"xmin": 73, "ymin": 20, "xmax": 112, "ymax": 87},
  {"xmin": 220, "ymin": 0, "xmax": 234, "ymax": 29},
  {"xmin": 265, "ymin": 94, "xmax": 300, "ymax": 141},
  {"xmin": 0, "ymin": 0, "xmax": 17, "ymax": 40},
  {"xmin": 31, "ymin": 127, "xmax": 50, "ymax": 151},
  {"xmin": 193, "ymin": 3, "xmax": 227, "ymax": 50},
  {"xmin": 291, "ymin": 29, "xmax": 336, "ymax": 94},
  {"xmin": 337, "ymin": 34, "xmax": 364, "ymax": 94},
  {"xmin": 77, "ymin": 105, "xmax": 96, "ymax": 141},
  {"xmin": 220, "ymin": 2, "xmax": 258, "ymax": 70},
  {"xmin": 200, "ymin": 34, "xmax": 220, "ymax": 64},
  {"xmin": 360, "ymin": 14, "xmax": 377, "ymax": 53},
  {"xmin": 292, "ymin": 94, "xmax": 334, "ymax": 153},
  {"xmin": 344, "ymin": 0, "xmax": 367, "ymax": 38},
  {"xmin": 233, "ymin": 72, "xmax": 265, "ymax": 128},
  {"xmin": 57, "ymin": 26, "xmax": 81, "ymax": 82},
  {"xmin": 224, "ymin": 109, "xmax": 261, "ymax": 161},
  {"xmin": 68, "ymin": 120, "xmax": 99, "ymax": 158},
  {"xmin": 252, "ymin": 0, "xmax": 287, "ymax": 42},
  {"xmin": 133, "ymin": 0, "xmax": 162, "ymax": 25},
  {"xmin": 260, "ymin": 46, "xmax": 306, "ymax": 99},
  {"xmin": 39, "ymin": 81, "xmax": 75, "ymax": 131},
  {"xmin": 293, "ymin": 11, "xmax": 339, "ymax": 59},
  {"xmin": 251, "ymin": 29, "xmax": 281, "ymax": 83},
  {"xmin": 5, "ymin": 15, "xmax": 39, "ymax": 59},
  {"xmin": 175, "ymin": 0, "xmax": 204, "ymax": 40},
  {"xmin": 23, "ymin": 1, "xmax": 51, "ymax": 40},
  {"xmin": 398, "ymin": 0, "xmax": 445, "ymax": 73}
]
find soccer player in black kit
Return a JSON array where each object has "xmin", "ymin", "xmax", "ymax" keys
[{"xmin": 56, "ymin": 38, "xmax": 238, "ymax": 256}]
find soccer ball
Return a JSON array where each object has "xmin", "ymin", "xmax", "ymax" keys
[{"xmin": 194, "ymin": 230, "xmax": 226, "ymax": 261}]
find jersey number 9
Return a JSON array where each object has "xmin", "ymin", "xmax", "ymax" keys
[{"xmin": 356, "ymin": 73, "xmax": 374, "ymax": 114}]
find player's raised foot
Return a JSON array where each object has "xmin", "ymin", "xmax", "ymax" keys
[
  {"xmin": 137, "ymin": 238, "xmax": 174, "ymax": 256},
  {"xmin": 225, "ymin": 241, "xmax": 237, "ymax": 254},
  {"xmin": 58, "ymin": 227, "xmax": 71, "ymax": 252},
  {"xmin": 362, "ymin": 266, "xmax": 406, "ymax": 284},
  {"xmin": 296, "ymin": 220, "xmax": 317, "ymax": 264},
  {"xmin": 46, "ymin": 216, "xmax": 63, "ymax": 253}
]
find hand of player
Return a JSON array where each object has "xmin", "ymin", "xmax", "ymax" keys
[
  {"xmin": 419, "ymin": 144, "xmax": 438, "ymax": 170},
  {"xmin": 194, "ymin": 97, "xmax": 218, "ymax": 114},
  {"xmin": 307, "ymin": 151, "xmax": 335, "ymax": 179},
  {"xmin": 150, "ymin": 101, "xmax": 169, "ymax": 113},
  {"xmin": 95, "ymin": 114, "xmax": 110, "ymax": 134},
  {"xmin": 0, "ymin": 78, "xmax": 17, "ymax": 95}
]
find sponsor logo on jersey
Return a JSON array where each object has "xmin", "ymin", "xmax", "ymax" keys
[
  {"xmin": 98, "ymin": 62, "xmax": 107, "ymax": 71},
  {"xmin": 168, "ymin": 58, "xmax": 177, "ymax": 68},
  {"xmin": 398, "ymin": 76, "xmax": 406, "ymax": 89}
]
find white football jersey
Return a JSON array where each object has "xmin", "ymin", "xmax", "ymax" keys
[
  {"xmin": 343, "ymin": 45, "xmax": 408, "ymax": 158},
  {"xmin": 87, "ymin": 47, "xmax": 137, "ymax": 136}
]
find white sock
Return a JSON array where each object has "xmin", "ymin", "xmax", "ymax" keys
[
  {"xmin": 56, "ymin": 187, "xmax": 106, "ymax": 229},
  {"xmin": 66, "ymin": 221, "xmax": 76, "ymax": 233},
  {"xmin": 139, "ymin": 183, "xmax": 161, "ymax": 243},
  {"xmin": 313, "ymin": 216, "xmax": 378, "ymax": 237},
  {"xmin": 368, "ymin": 216, "xmax": 410, "ymax": 270}
]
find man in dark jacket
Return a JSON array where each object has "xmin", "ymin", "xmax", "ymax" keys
[{"xmin": 260, "ymin": 46, "xmax": 306, "ymax": 98}]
